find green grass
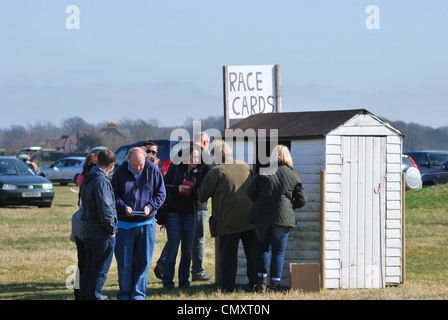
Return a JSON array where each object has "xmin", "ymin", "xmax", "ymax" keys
[
  {"xmin": 0, "ymin": 183, "xmax": 447, "ymax": 300},
  {"xmin": 404, "ymin": 184, "xmax": 448, "ymax": 287}
]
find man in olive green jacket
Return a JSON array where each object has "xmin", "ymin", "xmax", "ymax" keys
[{"xmin": 197, "ymin": 141, "xmax": 256, "ymax": 292}]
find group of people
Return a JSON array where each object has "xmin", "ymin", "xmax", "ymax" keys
[{"xmin": 70, "ymin": 133, "xmax": 306, "ymax": 300}]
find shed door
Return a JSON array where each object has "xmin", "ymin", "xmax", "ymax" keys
[{"xmin": 340, "ymin": 136, "xmax": 386, "ymax": 288}]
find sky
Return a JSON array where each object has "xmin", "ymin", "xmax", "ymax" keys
[{"xmin": 0, "ymin": 0, "xmax": 447, "ymax": 130}]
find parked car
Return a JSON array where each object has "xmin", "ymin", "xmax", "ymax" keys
[
  {"xmin": 0, "ymin": 156, "xmax": 54, "ymax": 207},
  {"xmin": 401, "ymin": 155, "xmax": 422, "ymax": 190},
  {"xmin": 404, "ymin": 150, "xmax": 448, "ymax": 187},
  {"xmin": 114, "ymin": 139, "xmax": 191, "ymax": 176},
  {"xmin": 16, "ymin": 146, "xmax": 56, "ymax": 165},
  {"xmin": 39, "ymin": 156, "xmax": 85, "ymax": 185}
]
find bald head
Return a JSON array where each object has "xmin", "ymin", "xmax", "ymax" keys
[{"xmin": 128, "ymin": 147, "xmax": 147, "ymax": 175}]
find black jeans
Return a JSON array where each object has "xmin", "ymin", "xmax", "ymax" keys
[{"xmin": 219, "ymin": 229, "xmax": 257, "ymax": 292}]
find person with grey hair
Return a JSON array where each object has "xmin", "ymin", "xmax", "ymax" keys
[
  {"xmin": 191, "ymin": 131, "xmax": 215, "ymax": 282},
  {"xmin": 197, "ymin": 140, "xmax": 257, "ymax": 293},
  {"xmin": 111, "ymin": 147, "xmax": 166, "ymax": 300}
]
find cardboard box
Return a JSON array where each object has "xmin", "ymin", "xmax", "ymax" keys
[{"xmin": 290, "ymin": 263, "xmax": 321, "ymax": 292}]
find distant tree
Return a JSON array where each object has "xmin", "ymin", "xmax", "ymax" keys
[
  {"xmin": 4, "ymin": 125, "xmax": 28, "ymax": 149},
  {"xmin": 388, "ymin": 120, "xmax": 448, "ymax": 152},
  {"xmin": 83, "ymin": 129, "xmax": 104, "ymax": 151},
  {"xmin": 117, "ymin": 118, "xmax": 159, "ymax": 141},
  {"xmin": 62, "ymin": 117, "xmax": 92, "ymax": 134}
]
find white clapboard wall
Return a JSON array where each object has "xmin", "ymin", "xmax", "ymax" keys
[{"xmin": 235, "ymin": 112, "xmax": 403, "ymax": 289}]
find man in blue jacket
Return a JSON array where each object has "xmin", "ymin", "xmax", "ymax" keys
[
  {"xmin": 111, "ymin": 147, "xmax": 166, "ymax": 300},
  {"xmin": 80, "ymin": 149, "xmax": 117, "ymax": 300}
]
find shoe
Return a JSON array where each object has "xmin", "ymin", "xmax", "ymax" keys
[
  {"xmin": 154, "ymin": 266, "xmax": 163, "ymax": 280},
  {"xmin": 256, "ymin": 276, "xmax": 267, "ymax": 293},
  {"xmin": 192, "ymin": 274, "xmax": 214, "ymax": 282},
  {"xmin": 269, "ymin": 280, "xmax": 287, "ymax": 293}
]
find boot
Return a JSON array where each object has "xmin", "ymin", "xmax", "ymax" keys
[
  {"xmin": 269, "ymin": 280, "xmax": 284, "ymax": 293},
  {"xmin": 256, "ymin": 276, "xmax": 267, "ymax": 293}
]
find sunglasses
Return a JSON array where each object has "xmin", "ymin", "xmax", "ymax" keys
[{"xmin": 146, "ymin": 149, "xmax": 157, "ymax": 155}]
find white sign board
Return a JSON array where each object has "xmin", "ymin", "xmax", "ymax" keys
[{"xmin": 224, "ymin": 65, "xmax": 280, "ymax": 122}]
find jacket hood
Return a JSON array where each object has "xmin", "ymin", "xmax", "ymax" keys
[{"xmin": 83, "ymin": 166, "xmax": 107, "ymax": 184}]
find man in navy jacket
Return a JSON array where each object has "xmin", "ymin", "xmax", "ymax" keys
[
  {"xmin": 111, "ymin": 147, "xmax": 166, "ymax": 300},
  {"xmin": 80, "ymin": 149, "xmax": 117, "ymax": 300}
]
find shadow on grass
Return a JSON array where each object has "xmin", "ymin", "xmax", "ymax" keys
[
  {"xmin": 0, "ymin": 282, "xmax": 73, "ymax": 300},
  {"xmin": 102, "ymin": 282, "xmax": 223, "ymax": 300},
  {"xmin": 103, "ymin": 281, "xmax": 261, "ymax": 300},
  {"xmin": 150, "ymin": 282, "xmax": 221, "ymax": 297},
  {"xmin": 1, "ymin": 281, "xmax": 255, "ymax": 300}
]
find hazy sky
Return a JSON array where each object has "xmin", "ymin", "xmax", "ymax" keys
[{"xmin": 0, "ymin": 1, "xmax": 447, "ymax": 129}]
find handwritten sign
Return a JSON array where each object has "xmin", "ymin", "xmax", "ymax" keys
[{"xmin": 224, "ymin": 65, "xmax": 280, "ymax": 124}]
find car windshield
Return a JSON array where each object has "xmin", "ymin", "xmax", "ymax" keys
[
  {"xmin": 115, "ymin": 143, "xmax": 167, "ymax": 169},
  {"xmin": 429, "ymin": 153, "xmax": 448, "ymax": 167},
  {"xmin": 115, "ymin": 148, "xmax": 131, "ymax": 167},
  {"xmin": 0, "ymin": 158, "xmax": 36, "ymax": 176}
]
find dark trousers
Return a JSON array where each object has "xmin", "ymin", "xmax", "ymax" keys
[
  {"xmin": 80, "ymin": 236, "xmax": 115, "ymax": 300},
  {"xmin": 219, "ymin": 229, "xmax": 257, "ymax": 292}
]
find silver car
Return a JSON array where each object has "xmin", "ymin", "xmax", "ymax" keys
[{"xmin": 39, "ymin": 156, "xmax": 85, "ymax": 185}]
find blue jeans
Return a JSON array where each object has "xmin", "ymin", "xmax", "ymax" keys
[
  {"xmin": 192, "ymin": 209, "xmax": 207, "ymax": 277},
  {"xmin": 115, "ymin": 222, "xmax": 156, "ymax": 300},
  {"xmin": 163, "ymin": 212, "xmax": 196, "ymax": 289},
  {"xmin": 255, "ymin": 225, "xmax": 290, "ymax": 281},
  {"xmin": 81, "ymin": 236, "xmax": 115, "ymax": 300}
]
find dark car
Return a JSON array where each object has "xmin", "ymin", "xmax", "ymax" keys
[
  {"xmin": 404, "ymin": 150, "xmax": 448, "ymax": 187},
  {"xmin": 114, "ymin": 139, "xmax": 191, "ymax": 176},
  {"xmin": 0, "ymin": 157, "xmax": 55, "ymax": 207},
  {"xmin": 39, "ymin": 156, "xmax": 86, "ymax": 185}
]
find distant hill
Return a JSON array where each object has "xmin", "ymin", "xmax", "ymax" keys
[{"xmin": 385, "ymin": 119, "xmax": 448, "ymax": 152}]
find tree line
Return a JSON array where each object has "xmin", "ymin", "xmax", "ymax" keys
[
  {"xmin": 386, "ymin": 120, "xmax": 448, "ymax": 152},
  {"xmin": 0, "ymin": 115, "xmax": 447, "ymax": 155},
  {"xmin": 0, "ymin": 115, "xmax": 225, "ymax": 155}
]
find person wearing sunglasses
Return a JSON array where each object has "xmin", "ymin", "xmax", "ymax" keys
[{"xmin": 144, "ymin": 140, "xmax": 160, "ymax": 166}]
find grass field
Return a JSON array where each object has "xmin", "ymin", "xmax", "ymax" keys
[{"xmin": 0, "ymin": 183, "xmax": 447, "ymax": 300}]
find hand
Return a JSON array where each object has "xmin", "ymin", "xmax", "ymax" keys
[
  {"xmin": 179, "ymin": 185, "xmax": 191, "ymax": 193},
  {"xmin": 143, "ymin": 206, "xmax": 150, "ymax": 216},
  {"xmin": 125, "ymin": 206, "xmax": 133, "ymax": 217}
]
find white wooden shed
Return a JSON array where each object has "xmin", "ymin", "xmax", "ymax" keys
[{"xmin": 226, "ymin": 109, "xmax": 405, "ymax": 289}]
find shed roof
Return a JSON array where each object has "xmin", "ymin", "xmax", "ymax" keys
[{"xmin": 225, "ymin": 109, "xmax": 403, "ymax": 139}]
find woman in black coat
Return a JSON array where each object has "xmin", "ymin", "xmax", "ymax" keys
[
  {"xmin": 247, "ymin": 145, "xmax": 307, "ymax": 292},
  {"xmin": 162, "ymin": 144, "xmax": 205, "ymax": 289}
]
